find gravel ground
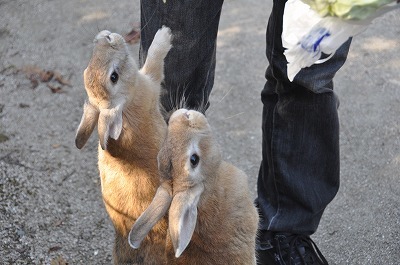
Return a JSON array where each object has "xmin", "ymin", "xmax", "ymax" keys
[{"xmin": 0, "ymin": 0, "xmax": 399, "ymax": 264}]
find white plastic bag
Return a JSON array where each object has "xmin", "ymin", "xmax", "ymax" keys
[{"xmin": 282, "ymin": 0, "xmax": 400, "ymax": 81}]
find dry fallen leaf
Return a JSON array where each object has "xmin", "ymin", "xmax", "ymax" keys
[
  {"xmin": 0, "ymin": 133, "xmax": 9, "ymax": 143},
  {"xmin": 48, "ymin": 246, "xmax": 62, "ymax": 253},
  {"xmin": 40, "ymin": 70, "xmax": 54, "ymax": 82},
  {"xmin": 21, "ymin": 65, "xmax": 42, "ymax": 76},
  {"xmin": 125, "ymin": 23, "xmax": 141, "ymax": 45},
  {"xmin": 54, "ymin": 71, "xmax": 72, "ymax": 87},
  {"xmin": 29, "ymin": 77, "xmax": 39, "ymax": 89},
  {"xmin": 19, "ymin": 103, "xmax": 30, "ymax": 108},
  {"xmin": 20, "ymin": 65, "xmax": 72, "ymax": 90},
  {"xmin": 22, "ymin": 65, "xmax": 53, "ymax": 86},
  {"xmin": 47, "ymin": 84, "xmax": 64, "ymax": 93},
  {"xmin": 50, "ymin": 255, "xmax": 68, "ymax": 265}
]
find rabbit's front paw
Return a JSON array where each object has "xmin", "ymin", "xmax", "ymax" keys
[{"xmin": 149, "ymin": 26, "xmax": 173, "ymax": 58}]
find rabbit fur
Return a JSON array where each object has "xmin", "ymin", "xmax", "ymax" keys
[
  {"xmin": 75, "ymin": 26, "xmax": 172, "ymax": 264},
  {"xmin": 129, "ymin": 109, "xmax": 259, "ymax": 265}
]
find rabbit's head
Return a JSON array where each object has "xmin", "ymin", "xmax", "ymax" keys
[
  {"xmin": 159, "ymin": 109, "xmax": 221, "ymax": 189},
  {"xmin": 129, "ymin": 109, "xmax": 222, "ymax": 257},
  {"xmin": 75, "ymin": 31, "xmax": 138, "ymax": 150}
]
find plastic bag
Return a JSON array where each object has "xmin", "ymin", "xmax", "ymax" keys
[{"xmin": 282, "ymin": 0, "xmax": 399, "ymax": 81}]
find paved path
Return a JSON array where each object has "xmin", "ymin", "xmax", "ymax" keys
[{"xmin": 0, "ymin": 0, "xmax": 399, "ymax": 264}]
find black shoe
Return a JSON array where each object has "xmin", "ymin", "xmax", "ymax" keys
[{"xmin": 256, "ymin": 232, "xmax": 329, "ymax": 265}]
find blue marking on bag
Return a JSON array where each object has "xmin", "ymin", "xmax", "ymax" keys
[{"xmin": 300, "ymin": 27, "xmax": 331, "ymax": 53}]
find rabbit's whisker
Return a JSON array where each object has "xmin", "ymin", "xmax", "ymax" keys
[{"xmin": 223, "ymin": 112, "xmax": 245, "ymax": 121}]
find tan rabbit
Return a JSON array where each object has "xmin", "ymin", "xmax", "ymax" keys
[
  {"xmin": 129, "ymin": 109, "xmax": 259, "ymax": 265},
  {"xmin": 75, "ymin": 26, "xmax": 172, "ymax": 264}
]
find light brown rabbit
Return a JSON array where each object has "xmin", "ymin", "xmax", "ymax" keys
[
  {"xmin": 129, "ymin": 109, "xmax": 259, "ymax": 265},
  {"xmin": 75, "ymin": 26, "xmax": 172, "ymax": 264}
]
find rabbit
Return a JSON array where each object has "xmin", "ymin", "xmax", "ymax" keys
[
  {"xmin": 128, "ymin": 108, "xmax": 259, "ymax": 265},
  {"xmin": 75, "ymin": 26, "xmax": 172, "ymax": 264}
]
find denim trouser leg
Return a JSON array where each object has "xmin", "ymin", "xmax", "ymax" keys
[
  {"xmin": 255, "ymin": 0, "xmax": 352, "ymax": 235},
  {"xmin": 141, "ymin": 0, "xmax": 352, "ymax": 236},
  {"xmin": 140, "ymin": 0, "xmax": 224, "ymax": 115}
]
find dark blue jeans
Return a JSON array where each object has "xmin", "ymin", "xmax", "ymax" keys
[
  {"xmin": 140, "ymin": 0, "xmax": 351, "ymax": 235},
  {"xmin": 140, "ymin": 0, "xmax": 223, "ymax": 114}
]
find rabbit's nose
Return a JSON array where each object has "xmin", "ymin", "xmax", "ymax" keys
[
  {"xmin": 186, "ymin": 110, "xmax": 197, "ymax": 120},
  {"xmin": 95, "ymin": 30, "xmax": 112, "ymax": 42},
  {"xmin": 176, "ymin": 108, "xmax": 189, "ymax": 119},
  {"xmin": 108, "ymin": 33, "xmax": 124, "ymax": 44}
]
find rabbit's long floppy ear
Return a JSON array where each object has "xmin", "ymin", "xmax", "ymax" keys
[
  {"xmin": 98, "ymin": 103, "xmax": 123, "ymax": 150},
  {"xmin": 169, "ymin": 185, "xmax": 204, "ymax": 258},
  {"xmin": 75, "ymin": 101, "xmax": 99, "ymax": 149},
  {"xmin": 128, "ymin": 183, "xmax": 173, "ymax": 249}
]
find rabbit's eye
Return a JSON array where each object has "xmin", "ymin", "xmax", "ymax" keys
[
  {"xmin": 190, "ymin": 154, "xmax": 199, "ymax": 168},
  {"xmin": 110, "ymin": 71, "xmax": 119, "ymax": 84}
]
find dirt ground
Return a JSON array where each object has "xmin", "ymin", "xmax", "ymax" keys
[{"xmin": 0, "ymin": 0, "xmax": 399, "ymax": 264}]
